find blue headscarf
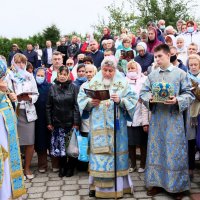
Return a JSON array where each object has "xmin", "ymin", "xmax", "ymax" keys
[
  {"xmin": 34, "ymin": 67, "xmax": 49, "ymax": 86},
  {"xmin": 0, "ymin": 59, "xmax": 7, "ymax": 79}
]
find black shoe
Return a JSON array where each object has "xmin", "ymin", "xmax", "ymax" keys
[
  {"xmin": 89, "ymin": 190, "xmax": 95, "ymax": 197},
  {"xmin": 59, "ymin": 168, "xmax": 66, "ymax": 177},
  {"xmin": 65, "ymin": 169, "xmax": 74, "ymax": 177}
]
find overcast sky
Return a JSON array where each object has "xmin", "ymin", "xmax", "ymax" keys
[
  {"xmin": 1, "ymin": 0, "xmax": 199, "ymax": 39},
  {"xmin": 0, "ymin": 0, "xmax": 122, "ymax": 39}
]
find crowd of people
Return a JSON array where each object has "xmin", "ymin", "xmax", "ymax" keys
[{"xmin": 1, "ymin": 18, "xmax": 200, "ymax": 200}]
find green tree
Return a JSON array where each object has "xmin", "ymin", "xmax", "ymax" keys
[
  {"xmin": 132, "ymin": 0, "xmax": 196, "ymax": 27},
  {"xmin": 42, "ymin": 24, "xmax": 61, "ymax": 46},
  {"xmin": 92, "ymin": 1, "xmax": 137, "ymax": 38},
  {"xmin": 29, "ymin": 33, "xmax": 46, "ymax": 48},
  {"xmin": 0, "ymin": 37, "xmax": 12, "ymax": 58},
  {"xmin": 92, "ymin": 0, "xmax": 197, "ymax": 36}
]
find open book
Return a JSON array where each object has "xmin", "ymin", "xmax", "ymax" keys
[
  {"xmin": 121, "ymin": 50, "xmax": 134, "ymax": 59},
  {"xmin": 17, "ymin": 92, "xmax": 38, "ymax": 96},
  {"xmin": 84, "ymin": 88, "xmax": 110, "ymax": 100}
]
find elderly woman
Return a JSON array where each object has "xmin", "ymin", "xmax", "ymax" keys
[
  {"xmin": 187, "ymin": 54, "xmax": 200, "ymax": 179},
  {"xmin": 78, "ymin": 57, "xmax": 138, "ymax": 198},
  {"xmin": 7, "ymin": 53, "xmax": 39, "ymax": 180},
  {"xmin": 134, "ymin": 42, "xmax": 154, "ymax": 73},
  {"xmin": 115, "ymin": 36, "xmax": 136, "ymax": 74},
  {"xmin": 34, "ymin": 67, "xmax": 51, "ymax": 173},
  {"xmin": 0, "ymin": 59, "xmax": 26, "ymax": 199},
  {"xmin": 46, "ymin": 66, "xmax": 80, "ymax": 177}
]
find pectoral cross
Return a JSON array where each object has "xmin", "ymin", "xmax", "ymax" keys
[
  {"xmin": 90, "ymin": 81, "xmax": 102, "ymax": 90},
  {"xmin": 112, "ymin": 81, "xmax": 124, "ymax": 91}
]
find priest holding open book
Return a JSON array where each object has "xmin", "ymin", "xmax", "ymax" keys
[{"xmin": 78, "ymin": 56, "xmax": 138, "ymax": 198}]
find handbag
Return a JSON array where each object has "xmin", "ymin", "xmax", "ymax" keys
[
  {"xmin": 66, "ymin": 128, "xmax": 79, "ymax": 158},
  {"xmin": 76, "ymin": 130, "xmax": 89, "ymax": 162}
]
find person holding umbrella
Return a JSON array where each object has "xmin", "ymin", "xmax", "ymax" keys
[{"xmin": 78, "ymin": 56, "xmax": 138, "ymax": 198}]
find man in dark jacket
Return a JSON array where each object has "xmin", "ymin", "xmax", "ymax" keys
[
  {"xmin": 87, "ymin": 40, "xmax": 104, "ymax": 69},
  {"xmin": 67, "ymin": 36, "xmax": 79, "ymax": 63},
  {"xmin": 170, "ymin": 46, "xmax": 188, "ymax": 72},
  {"xmin": 42, "ymin": 40, "xmax": 56, "ymax": 68},
  {"xmin": 57, "ymin": 38, "xmax": 68, "ymax": 65},
  {"xmin": 135, "ymin": 42, "xmax": 154, "ymax": 73},
  {"xmin": 23, "ymin": 44, "xmax": 38, "ymax": 69}
]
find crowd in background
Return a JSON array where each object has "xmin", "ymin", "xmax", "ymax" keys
[{"xmin": 1, "ymin": 18, "xmax": 200, "ymax": 199}]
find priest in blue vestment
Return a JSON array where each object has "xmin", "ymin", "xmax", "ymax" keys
[{"xmin": 78, "ymin": 56, "xmax": 138, "ymax": 198}]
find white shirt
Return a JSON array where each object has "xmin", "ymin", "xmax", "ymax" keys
[
  {"xmin": 35, "ymin": 49, "xmax": 43, "ymax": 60},
  {"xmin": 47, "ymin": 48, "xmax": 52, "ymax": 64}
]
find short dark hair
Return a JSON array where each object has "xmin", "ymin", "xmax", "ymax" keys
[
  {"xmin": 58, "ymin": 66, "xmax": 69, "ymax": 74},
  {"xmin": 26, "ymin": 62, "xmax": 33, "ymax": 70},
  {"xmin": 53, "ymin": 51, "xmax": 62, "ymax": 56},
  {"xmin": 77, "ymin": 64, "xmax": 85, "ymax": 72},
  {"xmin": 154, "ymin": 44, "xmax": 170, "ymax": 54},
  {"xmin": 83, "ymin": 56, "xmax": 93, "ymax": 64}
]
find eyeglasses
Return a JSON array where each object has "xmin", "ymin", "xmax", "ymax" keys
[{"xmin": 66, "ymin": 63, "xmax": 73, "ymax": 66}]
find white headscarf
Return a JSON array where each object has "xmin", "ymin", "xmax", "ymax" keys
[{"xmin": 136, "ymin": 42, "xmax": 147, "ymax": 53}]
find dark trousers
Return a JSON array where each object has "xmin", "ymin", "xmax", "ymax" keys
[
  {"xmin": 128, "ymin": 145, "xmax": 147, "ymax": 169},
  {"xmin": 37, "ymin": 150, "xmax": 48, "ymax": 170},
  {"xmin": 188, "ymin": 139, "xmax": 196, "ymax": 170}
]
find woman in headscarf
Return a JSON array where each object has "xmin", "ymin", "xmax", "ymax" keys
[
  {"xmin": 115, "ymin": 36, "xmax": 136, "ymax": 75},
  {"xmin": 0, "ymin": 58, "xmax": 26, "ymax": 199},
  {"xmin": 147, "ymin": 27, "xmax": 162, "ymax": 53},
  {"xmin": 134, "ymin": 42, "xmax": 154, "ymax": 74},
  {"xmin": 7, "ymin": 53, "xmax": 39, "ymax": 180},
  {"xmin": 126, "ymin": 60, "xmax": 149, "ymax": 173},
  {"xmin": 165, "ymin": 35, "xmax": 176, "ymax": 47},
  {"xmin": 73, "ymin": 64, "xmax": 87, "ymax": 89},
  {"xmin": 100, "ymin": 27, "xmax": 114, "ymax": 50},
  {"xmin": 34, "ymin": 67, "xmax": 51, "ymax": 173}
]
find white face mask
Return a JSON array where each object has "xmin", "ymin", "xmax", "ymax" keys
[{"xmin": 126, "ymin": 72, "xmax": 138, "ymax": 79}]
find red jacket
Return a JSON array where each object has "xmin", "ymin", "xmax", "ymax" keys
[{"xmin": 46, "ymin": 66, "xmax": 74, "ymax": 83}]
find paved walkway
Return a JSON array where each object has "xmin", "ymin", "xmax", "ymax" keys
[{"xmin": 22, "ymin": 156, "xmax": 200, "ymax": 200}]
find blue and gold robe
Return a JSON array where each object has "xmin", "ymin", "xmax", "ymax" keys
[
  {"xmin": 0, "ymin": 92, "xmax": 26, "ymax": 199},
  {"xmin": 140, "ymin": 66, "xmax": 195, "ymax": 193},
  {"xmin": 78, "ymin": 70, "xmax": 138, "ymax": 198}
]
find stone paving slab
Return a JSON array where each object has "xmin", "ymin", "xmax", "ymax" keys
[{"xmin": 22, "ymin": 156, "xmax": 200, "ymax": 200}]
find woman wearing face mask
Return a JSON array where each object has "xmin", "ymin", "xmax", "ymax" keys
[
  {"xmin": 187, "ymin": 54, "xmax": 200, "ymax": 179},
  {"xmin": 46, "ymin": 66, "xmax": 80, "ymax": 177},
  {"xmin": 126, "ymin": 61, "xmax": 149, "ymax": 173},
  {"xmin": 6, "ymin": 53, "xmax": 39, "ymax": 180},
  {"xmin": 182, "ymin": 20, "xmax": 200, "ymax": 50},
  {"xmin": 73, "ymin": 64, "xmax": 87, "ymax": 89},
  {"xmin": 34, "ymin": 67, "xmax": 51, "ymax": 173}
]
